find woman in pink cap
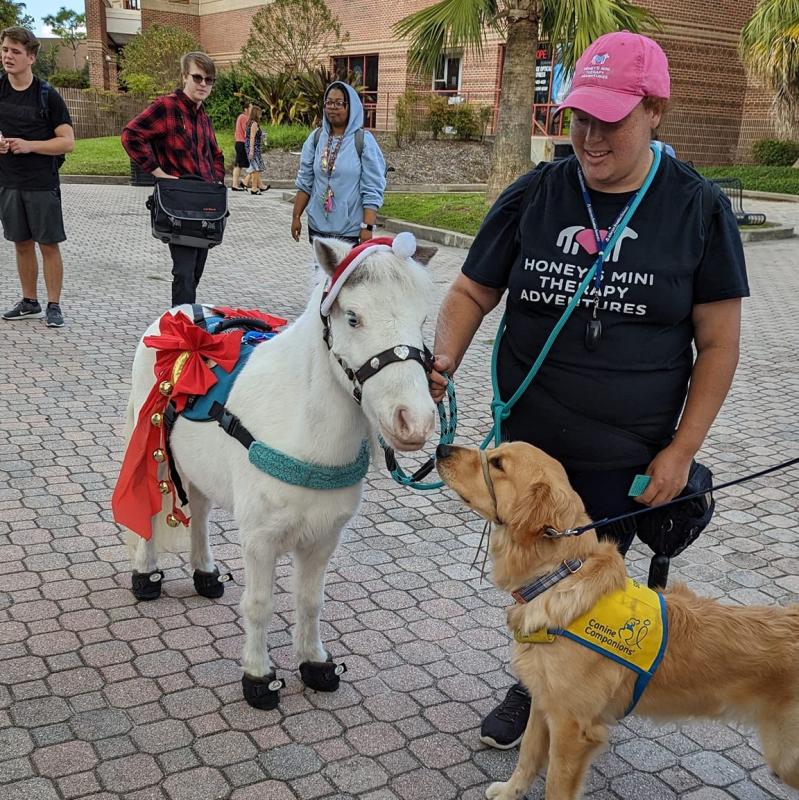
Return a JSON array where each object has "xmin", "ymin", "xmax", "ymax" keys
[{"xmin": 429, "ymin": 31, "xmax": 749, "ymax": 749}]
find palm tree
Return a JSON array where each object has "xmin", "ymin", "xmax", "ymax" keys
[
  {"xmin": 394, "ymin": 0, "xmax": 658, "ymax": 201},
  {"xmin": 740, "ymin": 0, "xmax": 799, "ymax": 137}
]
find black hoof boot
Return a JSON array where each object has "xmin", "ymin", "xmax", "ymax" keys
[
  {"xmin": 193, "ymin": 568, "xmax": 232, "ymax": 599},
  {"xmin": 299, "ymin": 654, "xmax": 347, "ymax": 692},
  {"xmin": 242, "ymin": 671, "xmax": 285, "ymax": 710},
  {"xmin": 131, "ymin": 570, "xmax": 164, "ymax": 601}
]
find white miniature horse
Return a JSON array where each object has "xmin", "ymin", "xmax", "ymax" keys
[{"xmin": 124, "ymin": 235, "xmax": 437, "ymax": 709}]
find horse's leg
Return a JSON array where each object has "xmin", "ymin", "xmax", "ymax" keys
[
  {"xmin": 129, "ymin": 531, "xmax": 162, "ymax": 601},
  {"xmin": 239, "ymin": 526, "xmax": 283, "ymax": 709},
  {"xmin": 293, "ymin": 529, "xmax": 346, "ymax": 692},
  {"xmin": 186, "ymin": 485, "xmax": 227, "ymax": 599}
]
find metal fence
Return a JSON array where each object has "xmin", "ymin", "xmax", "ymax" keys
[
  {"xmin": 58, "ymin": 88, "xmax": 149, "ymax": 140},
  {"xmin": 371, "ymin": 89, "xmax": 500, "ymax": 138}
]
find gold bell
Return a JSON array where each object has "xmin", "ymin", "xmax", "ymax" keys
[
  {"xmin": 165, "ymin": 513, "xmax": 180, "ymax": 528},
  {"xmin": 151, "ymin": 412, "xmax": 163, "ymax": 427},
  {"xmin": 152, "ymin": 449, "xmax": 166, "ymax": 463},
  {"xmin": 158, "ymin": 480, "xmax": 171, "ymax": 495},
  {"xmin": 159, "ymin": 381, "xmax": 173, "ymax": 397}
]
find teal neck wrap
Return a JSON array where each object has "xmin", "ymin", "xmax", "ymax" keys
[{"xmin": 248, "ymin": 438, "xmax": 370, "ymax": 489}]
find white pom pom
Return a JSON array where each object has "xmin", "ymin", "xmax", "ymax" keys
[{"xmin": 392, "ymin": 231, "xmax": 417, "ymax": 260}]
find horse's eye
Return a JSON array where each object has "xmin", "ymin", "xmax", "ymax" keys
[{"xmin": 346, "ymin": 312, "xmax": 359, "ymax": 328}]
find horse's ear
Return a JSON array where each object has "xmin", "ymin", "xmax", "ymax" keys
[
  {"xmin": 313, "ymin": 237, "xmax": 352, "ymax": 277},
  {"xmin": 413, "ymin": 245, "xmax": 438, "ymax": 266}
]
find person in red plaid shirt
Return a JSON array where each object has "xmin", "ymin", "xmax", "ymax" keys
[{"xmin": 122, "ymin": 52, "xmax": 225, "ymax": 306}]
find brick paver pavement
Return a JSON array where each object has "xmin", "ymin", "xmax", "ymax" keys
[{"xmin": 1, "ymin": 185, "xmax": 797, "ymax": 800}]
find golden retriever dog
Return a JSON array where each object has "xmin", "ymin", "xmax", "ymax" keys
[{"xmin": 436, "ymin": 441, "xmax": 799, "ymax": 800}]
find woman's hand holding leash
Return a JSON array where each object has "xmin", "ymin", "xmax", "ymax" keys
[
  {"xmin": 429, "ymin": 354, "xmax": 453, "ymax": 404},
  {"xmin": 636, "ymin": 443, "xmax": 694, "ymax": 506}
]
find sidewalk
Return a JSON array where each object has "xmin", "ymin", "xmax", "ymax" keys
[{"xmin": 0, "ymin": 185, "xmax": 797, "ymax": 800}]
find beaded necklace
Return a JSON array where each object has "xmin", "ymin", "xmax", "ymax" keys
[{"xmin": 320, "ymin": 132, "xmax": 344, "ymax": 214}]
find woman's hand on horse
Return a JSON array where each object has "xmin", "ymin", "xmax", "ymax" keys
[
  {"xmin": 291, "ymin": 216, "xmax": 302, "ymax": 242},
  {"xmin": 428, "ymin": 355, "xmax": 453, "ymax": 403},
  {"xmin": 636, "ymin": 443, "xmax": 694, "ymax": 506}
]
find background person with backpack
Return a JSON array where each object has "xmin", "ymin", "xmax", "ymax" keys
[
  {"xmin": 291, "ymin": 81, "xmax": 386, "ymax": 246},
  {"xmin": 0, "ymin": 27, "xmax": 74, "ymax": 328}
]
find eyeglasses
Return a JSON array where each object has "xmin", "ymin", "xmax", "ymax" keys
[
  {"xmin": 324, "ymin": 100, "xmax": 347, "ymax": 109},
  {"xmin": 189, "ymin": 73, "xmax": 214, "ymax": 85}
]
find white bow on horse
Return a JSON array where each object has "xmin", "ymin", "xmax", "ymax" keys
[{"xmin": 115, "ymin": 233, "xmax": 437, "ymax": 709}]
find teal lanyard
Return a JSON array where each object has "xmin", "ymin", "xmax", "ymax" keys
[{"xmin": 482, "ymin": 143, "xmax": 662, "ymax": 449}]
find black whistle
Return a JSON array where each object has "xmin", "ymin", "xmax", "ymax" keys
[{"xmin": 585, "ymin": 318, "xmax": 602, "ymax": 351}]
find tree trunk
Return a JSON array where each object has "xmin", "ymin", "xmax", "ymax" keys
[{"xmin": 486, "ymin": 6, "xmax": 540, "ymax": 203}]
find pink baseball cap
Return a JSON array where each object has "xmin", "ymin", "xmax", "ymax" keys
[{"xmin": 557, "ymin": 31, "xmax": 670, "ymax": 123}]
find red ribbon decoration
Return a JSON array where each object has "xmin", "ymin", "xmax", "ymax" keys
[{"xmin": 112, "ymin": 311, "xmax": 244, "ymax": 540}]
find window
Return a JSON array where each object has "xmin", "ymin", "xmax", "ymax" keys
[
  {"xmin": 331, "ymin": 54, "xmax": 379, "ymax": 128},
  {"xmin": 433, "ymin": 55, "xmax": 461, "ymax": 92}
]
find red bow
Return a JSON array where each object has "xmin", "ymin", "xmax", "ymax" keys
[{"xmin": 112, "ymin": 311, "xmax": 244, "ymax": 540}]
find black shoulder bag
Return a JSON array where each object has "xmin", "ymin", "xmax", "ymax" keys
[{"xmin": 146, "ymin": 175, "xmax": 229, "ymax": 249}]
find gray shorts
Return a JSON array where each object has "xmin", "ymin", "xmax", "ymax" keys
[{"xmin": 0, "ymin": 186, "xmax": 66, "ymax": 244}]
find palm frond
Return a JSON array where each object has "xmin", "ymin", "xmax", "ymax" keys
[
  {"xmin": 740, "ymin": 0, "xmax": 799, "ymax": 133},
  {"xmin": 542, "ymin": 0, "xmax": 661, "ymax": 71},
  {"xmin": 393, "ymin": 0, "xmax": 499, "ymax": 76}
]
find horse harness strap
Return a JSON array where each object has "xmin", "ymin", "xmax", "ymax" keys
[{"xmin": 321, "ymin": 314, "xmax": 433, "ymax": 405}]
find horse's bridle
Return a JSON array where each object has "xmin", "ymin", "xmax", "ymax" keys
[{"xmin": 321, "ymin": 313, "xmax": 433, "ymax": 405}]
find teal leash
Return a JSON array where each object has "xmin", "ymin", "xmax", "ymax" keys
[
  {"xmin": 380, "ymin": 374, "xmax": 457, "ymax": 490},
  {"xmin": 481, "ymin": 143, "xmax": 663, "ymax": 450}
]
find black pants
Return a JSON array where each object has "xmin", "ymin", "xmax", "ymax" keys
[
  {"xmin": 566, "ymin": 464, "xmax": 649, "ymax": 555},
  {"xmin": 169, "ymin": 244, "xmax": 209, "ymax": 306}
]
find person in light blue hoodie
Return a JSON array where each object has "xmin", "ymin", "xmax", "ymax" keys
[{"xmin": 292, "ymin": 81, "xmax": 386, "ymax": 246}]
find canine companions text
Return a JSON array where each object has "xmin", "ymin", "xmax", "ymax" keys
[{"xmin": 437, "ymin": 442, "xmax": 799, "ymax": 800}]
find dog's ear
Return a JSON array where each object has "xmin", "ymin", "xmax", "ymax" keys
[{"xmin": 508, "ymin": 481, "xmax": 577, "ymax": 541}]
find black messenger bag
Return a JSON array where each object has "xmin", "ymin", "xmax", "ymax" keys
[{"xmin": 146, "ymin": 175, "xmax": 229, "ymax": 249}]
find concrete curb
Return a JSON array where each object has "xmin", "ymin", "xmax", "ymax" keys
[{"xmin": 739, "ymin": 223, "xmax": 795, "ymax": 242}]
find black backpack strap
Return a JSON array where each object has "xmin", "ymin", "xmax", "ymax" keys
[
  {"xmin": 313, "ymin": 127, "xmax": 321, "ymax": 149},
  {"xmin": 39, "ymin": 79, "xmax": 50, "ymax": 120},
  {"xmin": 355, "ymin": 128, "xmax": 364, "ymax": 158}
]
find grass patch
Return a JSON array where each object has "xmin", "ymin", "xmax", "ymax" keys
[
  {"xmin": 698, "ymin": 165, "xmax": 799, "ymax": 195},
  {"xmin": 382, "ymin": 193, "xmax": 489, "ymax": 236},
  {"xmin": 65, "ymin": 126, "xmax": 311, "ymax": 176}
]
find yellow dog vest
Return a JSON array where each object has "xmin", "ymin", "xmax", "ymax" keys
[{"xmin": 515, "ymin": 578, "xmax": 668, "ymax": 714}]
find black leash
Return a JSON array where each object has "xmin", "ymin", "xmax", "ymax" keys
[{"xmin": 545, "ymin": 455, "xmax": 799, "ymax": 539}]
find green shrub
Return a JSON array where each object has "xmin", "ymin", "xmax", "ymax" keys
[
  {"xmin": 204, "ymin": 67, "xmax": 255, "ymax": 130},
  {"xmin": 426, "ymin": 95, "xmax": 449, "ymax": 140},
  {"xmin": 394, "ymin": 88, "xmax": 420, "ymax": 148},
  {"xmin": 447, "ymin": 102, "xmax": 480, "ymax": 141},
  {"xmin": 752, "ymin": 138, "xmax": 799, "ymax": 166},
  {"xmin": 50, "ymin": 68, "xmax": 89, "ymax": 89},
  {"xmin": 121, "ymin": 73, "xmax": 156, "ymax": 98}
]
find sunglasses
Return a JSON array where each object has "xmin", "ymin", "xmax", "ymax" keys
[
  {"xmin": 324, "ymin": 100, "xmax": 347, "ymax": 109},
  {"xmin": 189, "ymin": 73, "xmax": 214, "ymax": 85}
]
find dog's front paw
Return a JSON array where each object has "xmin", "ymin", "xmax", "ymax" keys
[{"xmin": 486, "ymin": 781, "xmax": 515, "ymax": 800}]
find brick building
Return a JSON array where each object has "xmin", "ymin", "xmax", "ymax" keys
[{"xmin": 87, "ymin": 0, "xmax": 776, "ymax": 164}]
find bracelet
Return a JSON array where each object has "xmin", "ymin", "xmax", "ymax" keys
[{"xmin": 360, "ymin": 223, "xmax": 374, "ymax": 231}]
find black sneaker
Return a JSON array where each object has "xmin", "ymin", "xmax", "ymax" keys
[
  {"xmin": 2, "ymin": 298, "xmax": 42, "ymax": 320},
  {"xmin": 45, "ymin": 303, "xmax": 64, "ymax": 328},
  {"xmin": 480, "ymin": 682, "xmax": 531, "ymax": 749}
]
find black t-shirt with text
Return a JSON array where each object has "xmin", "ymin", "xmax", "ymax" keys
[
  {"xmin": 0, "ymin": 75, "xmax": 72, "ymax": 189},
  {"xmin": 462, "ymin": 155, "xmax": 749, "ymax": 471}
]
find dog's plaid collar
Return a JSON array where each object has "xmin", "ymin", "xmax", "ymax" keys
[{"xmin": 511, "ymin": 559, "xmax": 583, "ymax": 604}]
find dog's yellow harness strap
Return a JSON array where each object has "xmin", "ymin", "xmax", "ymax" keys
[{"xmin": 514, "ymin": 628, "xmax": 556, "ymax": 644}]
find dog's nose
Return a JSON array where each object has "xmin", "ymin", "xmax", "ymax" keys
[{"xmin": 436, "ymin": 444, "xmax": 452, "ymax": 460}]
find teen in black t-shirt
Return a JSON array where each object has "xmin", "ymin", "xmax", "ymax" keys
[{"xmin": 0, "ymin": 27, "xmax": 74, "ymax": 328}]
